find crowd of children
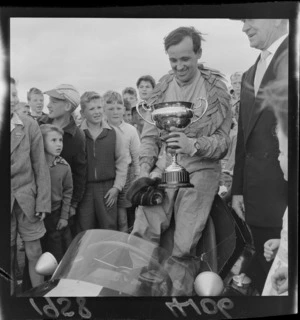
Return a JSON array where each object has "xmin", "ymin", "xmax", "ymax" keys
[{"xmin": 10, "ymin": 74, "xmax": 157, "ymax": 295}]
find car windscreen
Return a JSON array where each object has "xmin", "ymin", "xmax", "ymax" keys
[{"xmin": 51, "ymin": 230, "xmax": 178, "ymax": 296}]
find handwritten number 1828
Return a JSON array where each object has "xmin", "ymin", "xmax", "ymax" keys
[{"xmin": 29, "ymin": 297, "xmax": 92, "ymax": 318}]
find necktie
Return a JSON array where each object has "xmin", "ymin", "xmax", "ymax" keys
[{"xmin": 254, "ymin": 50, "xmax": 270, "ymax": 95}]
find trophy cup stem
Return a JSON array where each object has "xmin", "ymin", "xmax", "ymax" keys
[{"xmin": 172, "ymin": 153, "xmax": 178, "ymax": 166}]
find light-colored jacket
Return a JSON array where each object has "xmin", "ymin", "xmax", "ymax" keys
[
  {"xmin": 11, "ymin": 113, "xmax": 51, "ymax": 221},
  {"xmin": 140, "ymin": 65, "xmax": 232, "ymax": 173}
]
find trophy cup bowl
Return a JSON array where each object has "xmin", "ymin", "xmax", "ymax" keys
[{"xmin": 137, "ymin": 100, "xmax": 208, "ymax": 189}]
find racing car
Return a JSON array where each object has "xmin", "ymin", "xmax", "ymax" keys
[{"xmin": 21, "ymin": 195, "xmax": 257, "ymax": 297}]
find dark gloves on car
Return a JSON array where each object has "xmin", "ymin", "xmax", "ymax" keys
[{"xmin": 126, "ymin": 177, "xmax": 165, "ymax": 207}]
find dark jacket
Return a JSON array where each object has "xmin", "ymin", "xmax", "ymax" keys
[
  {"xmin": 84, "ymin": 127, "xmax": 116, "ymax": 183},
  {"xmin": 39, "ymin": 115, "xmax": 87, "ymax": 209},
  {"xmin": 232, "ymin": 37, "xmax": 288, "ymax": 228}
]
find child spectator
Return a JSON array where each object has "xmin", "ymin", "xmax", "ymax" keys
[
  {"xmin": 77, "ymin": 91, "xmax": 127, "ymax": 231},
  {"xmin": 10, "ymin": 78, "xmax": 51, "ymax": 294},
  {"xmin": 103, "ymin": 91, "xmax": 140, "ymax": 232},
  {"xmin": 133, "ymin": 75, "xmax": 156, "ymax": 137},
  {"xmin": 15, "ymin": 102, "xmax": 30, "ymax": 117},
  {"xmin": 27, "ymin": 87, "xmax": 46, "ymax": 120},
  {"xmin": 123, "ymin": 99, "xmax": 133, "ymax": 124},
  {"xmin": 40, "ymin": 124, "xmax": 73, "ymax": 262},
  {"xmin": 122, "ymin": 87, "xmax": 138, "ymax": 108},
  {"xmin": 136, "ymin": 75, "xmax": 156, "ymax": 102},
  {"xmin": 130, "ymin": 106, "xmax": 140, "ymax": 137},
  {"xmin": 39, "ymin": 84, "xmax": 86, "ymax": 240},
  {"xmin": 230, "ymin": 71, "xmax": 243, "ymax": 101}
]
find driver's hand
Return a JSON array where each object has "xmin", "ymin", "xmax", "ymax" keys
[
  {"xmin": 104, "ymin": 187, "xmax": 119, "ymax": 208},
  {"xmin": 149, "ymin": 171, "xmax": 162, "ymax": 180},
  {"xmin": 165, "ymin": 127, "xmax": 195, "ymax": 155},
  {"xmin": 232, "ymin": 195, "xmax": 245, "ymax": 221}
]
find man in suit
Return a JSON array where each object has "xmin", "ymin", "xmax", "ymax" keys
[{"xmin": 231, "ymin": 19, "xmax": 288, "ymax": 293}]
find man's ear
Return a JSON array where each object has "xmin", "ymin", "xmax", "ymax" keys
[
  {"xmin": 196, "ymin": 48, "xmax": 202, "ymax": 60},
  {"xmin": 65, "ymin": 102, "xmax": 73, "ymax": 112}
]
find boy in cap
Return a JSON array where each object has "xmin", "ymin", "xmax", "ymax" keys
[{"xmin": 39, "ymin": 84, "xmax": 87, "ymax": 240}]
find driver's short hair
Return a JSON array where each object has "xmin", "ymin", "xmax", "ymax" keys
[{"xmin": 164, "ymin": 26, "xmax": 205, "ymax": 53}]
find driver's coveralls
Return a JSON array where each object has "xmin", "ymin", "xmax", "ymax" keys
[{"xmin": 131, "ymin": 65, "xmax": 232, "ymax": 295}]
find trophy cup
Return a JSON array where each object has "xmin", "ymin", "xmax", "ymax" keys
[{"xmin": 137, "ymin": 98, "xmax": 208, "ymax": 189}]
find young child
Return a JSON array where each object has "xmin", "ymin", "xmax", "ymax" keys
[
  {"xmin": 136, "ymin": 75, "xmax": 156, "ymax": 103},
  {"xmin": 10, "ymin": 78, "xmax": 51, "ymax": 294},
  {"xmin": 132, "ymin": 105, "xmax": 148, "ymax": 138},
  {"xmin": 103, "ymin": 91, "xmax": 140, "ymax": 232},
  {"xmin": 15, "ymin": 102, "xmax": 30, "ymax": 117},
  {"xmin": 134, "ymin": 75, "xmax": 156, "ymax": 136},
  {"xmin": 40, "ymin": 124, "xmax": 73, "ymax": 262},
  {"xmin": 77, "ymin": 91, "xmax": 127, "ymax": 231},
  {"xmin": 123, "ymin": 99, "xmax": 133, "ymax": 124},
  {"xmin": 122, "ymin": 87, "xmax": 138, "ymax": 108},
  {"xmin": 39, "ymin": 84, "xmax": 87, "ymax": 240},
  {"xmin": 27, "ymin": 87, "xmax": 46, "ymax": 120}
]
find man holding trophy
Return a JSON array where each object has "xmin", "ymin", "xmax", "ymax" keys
[{"xmin": 129, "ymin": 27, "xmax": 232, "ymax": 295}]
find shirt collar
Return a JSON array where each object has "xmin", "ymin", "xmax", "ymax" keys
[
  {"xmin": 110, "ymin": 120, "xmax": 126, "ymax": 132},
  {"xmin": 50, "ymin": 155, "xmax": 69, "ymax": 168},
  {"xmin": 266, "ymin": 34, "xmax": 288, "ymax": 56},
  {"xmin": 10, "ymin": 112, "xmax": 24, "ymax": 132},
  {"xmin": 80, "ymin": 118, "xmax": 112, "ymax": 131}
]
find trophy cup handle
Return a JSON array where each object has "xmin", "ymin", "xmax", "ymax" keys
[
  {"xmin": 136, "ymin": 101, "xmax": 156, "ymax": 126},
  {"xmin": 190, "ymin": 97, "xmax": 208, "ymax": 124}
]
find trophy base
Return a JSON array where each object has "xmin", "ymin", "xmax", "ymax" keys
[{"xmin": 159, "ymin": 168, "xmax": 194, "ymax": 189}]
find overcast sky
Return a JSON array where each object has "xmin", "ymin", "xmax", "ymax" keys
[{"xmin": 11, "ymin": 18, "xmax": 259, "ymax": 111}]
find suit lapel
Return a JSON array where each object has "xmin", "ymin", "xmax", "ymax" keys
[
  {"xmin": 11, "ymin": 125, "xmax": 25, "ymax": 154},
  {"xmin": 245, "ymin": 37, "xmax": 288, "ymax": 143},
  {"xmin": 241, "ymin": 61, "xmax": 257, "ymax": 140}
]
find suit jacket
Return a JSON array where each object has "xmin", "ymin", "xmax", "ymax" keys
[
  {"xmin": 11, "ymin": 114, "xmax": 51, "ymax": 221},
  {"xmin": 232, "ymin": 37, "xmax": 288, "ymax": 228}
]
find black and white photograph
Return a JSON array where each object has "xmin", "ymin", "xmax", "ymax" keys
[{"xmin": 0, "ymin": 3, "xmax": 298, "ymax": 319}]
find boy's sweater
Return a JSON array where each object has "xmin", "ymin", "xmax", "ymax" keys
[
  {"xmin": 39, "ymin": 115, "xmax": 87, "ymax": 209},
  {"xmin": 49, "ymin": 156, "xmax": 73, "ymax": 220}
]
